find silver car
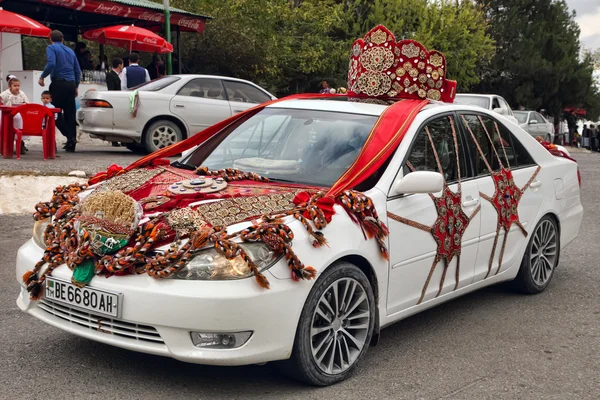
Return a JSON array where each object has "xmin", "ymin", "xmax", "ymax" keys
[
  {"xmin": 77, "ymin": 75, "xmax": 276, "ymax": 153},
  {"xmin": 514, "ymin": 110, "xmax": 555, "ymax": 143}
]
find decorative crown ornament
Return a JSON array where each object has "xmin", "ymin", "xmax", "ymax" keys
[{"xmin": 347, "ymin": 25, "xmax": 457, "ymax": 102}]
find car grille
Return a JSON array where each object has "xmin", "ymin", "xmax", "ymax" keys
[{"xmin": 38, "ymin": 298, "xmax": 164, "ymax": 344}]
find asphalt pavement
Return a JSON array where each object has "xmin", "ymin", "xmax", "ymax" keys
[{"xmin": 0, "ymin": 153, "xmax": 599, "ymax": 399}]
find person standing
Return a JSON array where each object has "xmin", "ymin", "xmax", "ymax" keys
[
  {"xmin": 120, "ymin": 53, "xmax": 151, "ymax": 90},
  {"xmin": 106, "ymin": 58, "xmax": 123, "ymax": 91},
  {"xmin": 565, "ymin": 110, "xmax": 577, "ymax": 147},
  {"xmin": 146, "ymin": 54, "xmax": 165, "ymax": 81},
  {"xmin": 319, "ymin": 80, "xmax": 331, "ymax": 94},
  {"xmin": 38, "ymin": 30, "xmax": 81, "ymax": 152}
]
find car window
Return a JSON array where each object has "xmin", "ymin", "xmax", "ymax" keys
[
  {"xmin": 223, "ymin": 81, "xmax": 272, "ymax": 104},
  {"xmin": 461, "ymin": 114, "xmax": 534, "ymax": 174},
  {"xmin": 134, "ymin": 76, "xmax": 181, "ymax": 91},
  {"xmin": 535, "ymin": 113, "xmax": 546, "ymax": 123},
  {"xmin": 491, "ymin": 97, "xmax": 500, "ymax": 110},
  {"xmin": 454, "ymin": 95, "xmax": 490, "ymax": 109},
  {"xmin": 514, "ymin": 111, "xmax": 528, "ymax": 124},
  {"xmin": 498, "ymin": 97, "xmax": 512, "ymax": 114},
  {"xmin": 177, "ymin": 78, "xmax": 226, "ymax": 100},
  {"xmin": 404, "ymin": 115, "xmax": 468, "ymax": 183}
]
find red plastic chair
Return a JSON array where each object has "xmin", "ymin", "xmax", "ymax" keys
[{"xmin": 10, "ymin": 104, "xmax": 55, "ymax": 160}]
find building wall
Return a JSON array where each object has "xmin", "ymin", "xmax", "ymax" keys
[{"xmin": 1, "ymin": 33, "xmax": 24, "ymax": 92}]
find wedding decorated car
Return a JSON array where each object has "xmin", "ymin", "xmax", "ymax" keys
[{"xmin": 16, "ymin": 25, "xmax": 582, "ymax": 386}]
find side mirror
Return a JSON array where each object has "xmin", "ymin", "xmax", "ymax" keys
[
  {"xmin": 393, "ymin": 171, "xmax": 444, "ymax": 195},
  {"xmin": 493, "ymin": 107, "xmax": 507, "ymax": 115},
  {"xmin": 529, "ymin": 119, "xmax": 538, "ymax": 124}
]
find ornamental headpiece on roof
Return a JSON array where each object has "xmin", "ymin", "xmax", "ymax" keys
[{"xmin": 347, "ymin": 25, "xmax": 457, "ymax": 103}]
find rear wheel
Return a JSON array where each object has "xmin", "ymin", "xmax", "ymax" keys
[
  {"xmin": 513, "ymin": 215, "xmax": 559, "ymax": 294},
  {"xmin": 282, "ymin": 261, "xmax": 375, "ymax": 386},
  {"xmin": 143, "ymin": 120, "xmax": 183, "ymax": 153}
]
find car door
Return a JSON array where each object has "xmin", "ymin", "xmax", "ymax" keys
[
  {"xmin": 169, "ymin": 78, "xmax": 232, "ymax": 132},
  {"xmin": 222, "ymin": 80, "xmax": 273, "ymax": 115},
  {"xmin": 386, "ymin": 113, "xmax": 481, "ymax": 314},
  {"xmin": 459, "ymin": 112, "xmax": 544, "ymax": 281}
]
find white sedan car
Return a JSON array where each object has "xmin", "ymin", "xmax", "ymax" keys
[
  {"xmin": 455, "ymin": 93, "xmax": 520, "ymax": 125},
  {"xmin": 17, "ymin": 98, "xmax": 582, "ymax": 386},
  {"xmin": 514, "ymin": 110, "xmax": 555, "ymax": 143},
  {"xmin": 77, "ymin": 75, "xmax": 276, "ymax": 153}
]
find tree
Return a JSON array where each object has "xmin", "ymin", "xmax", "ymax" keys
[{"xmin": 476, "ymin": 0, "xmax": 600, "ymax": 121}]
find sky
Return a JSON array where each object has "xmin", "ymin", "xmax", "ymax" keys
[{"xmin": 566, "ymin": 0, "xmax": 600, "ymax": 51}]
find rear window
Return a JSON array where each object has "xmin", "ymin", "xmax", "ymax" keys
[
  {"xmin": 132, "ymin": 76, "xmax": 181, "ymax": 92},
  {"xmin": 454, "ymin": 95, "xmax": 491, "ymax": 110}
]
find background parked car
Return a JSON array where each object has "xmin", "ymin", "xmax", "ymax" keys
[
  {"xmin": 514, "ymin": 110, "xmax": 555, "ymax": 143},
  {"xmin": 77, "ymin": 75, "xmax": 276, "ymax": 153},
  {"xmin": 454, "ymin": 93, "xmax": 519, "ymax": 125}
]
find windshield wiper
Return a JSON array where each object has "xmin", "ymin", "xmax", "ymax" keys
[
  {"xmin": 170, "ymin": 161, "xmax": 196, "ymax": 171},
  {"xmin": 267, "ymin": 177, "xmax": 297, "ymax": 183}
]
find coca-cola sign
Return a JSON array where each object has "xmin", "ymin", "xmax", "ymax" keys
[
  {"xmin": 178, "ymin": 18, "xmax": 202, "ymax": 31},
  {"xmin": 1, "ymin": 27, "xmax": 23, "ymax": 34},
  {"xmin": 142, "ymin": 37, "xmax": 159, "ymax": 45},
  {"xmin": 42, "ymin": 0, "xmax": 78, "ymax": 6},
  {"xmin": 138, "ymin": 12, "xmax": 163, "ymax": 22},
  {"xmin": 95, "ymin": 3, "xmax": 124, "ymax": 16}
]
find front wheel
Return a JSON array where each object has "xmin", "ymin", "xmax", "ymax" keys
[
  {"xmin": 282, "ymin": 261, "xmax": 375, "ymax": 386},
  {"xmin": 143, "ymin": 120, "xmax": 183, "ymax": 153},
  {"xmin": 513, "ymin": 215, "xmax": 560, "ymax": 294}
]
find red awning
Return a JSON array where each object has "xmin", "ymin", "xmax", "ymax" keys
[
  {"xmin": 39, "ymin": 0, "xmax": 207, "ymax": 33},
  {"xmin": 564, "ymin": 107, "xmax": 586, "ymax": 117}
]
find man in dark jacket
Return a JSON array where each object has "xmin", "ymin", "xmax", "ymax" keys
[
  {"xmin": 106, "ymin": 58, "xmax": 123, "ymax": 91},
  {"xmin": 146, "ymin": 54, "xmax": 165, "ymax": 80},
  {"xmin": 39, "ymin": 30, "xmax": 81, "ymax": 152},
  {"xmin": 120, "ymin": 53, "xmax": 150, "ymax": 90}
]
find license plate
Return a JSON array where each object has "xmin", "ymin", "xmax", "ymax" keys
[{"xmin": 45, "ymin": 278, "xmax": 121, "ymax": 318}]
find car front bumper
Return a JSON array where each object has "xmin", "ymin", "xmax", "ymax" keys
[{"xmin": 16, "ymin": 239, "xmax": 308, "ymax": 366}]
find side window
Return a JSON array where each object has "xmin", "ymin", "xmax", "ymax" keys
[
  {"xmin": 498, "ymin": 97, "xmax": 511, "ymax": 114},
  {"xmin": 223, "ymin": 81, "xmax": 271, "ymax": 104},
  {"xmin": 491, "ymin": 97, "xmax": 500, "ymax": 110},
  {"xmin": 177, "ymin": 79, "xmax": 225, "ymax": 100},
  {"xmin": 535, "ymin": 113, "xmax": 545, "ymax": 123},
  {"xmin": 461, "ymin": 114, "xmax": 534, "ymax": 175},
  {"xmin": 404, "ymin": 116, "xmax": 467, "ymax": 183}
]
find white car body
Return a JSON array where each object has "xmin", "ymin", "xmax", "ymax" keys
[
  {"xmin": 514, "ymin": 110, "xmax": 555, "ymax": 143},
  {"xmin": 77, "ymin": 75, "xmax": 276, "ymax": 153},
  {"xmin": 455, "ymin": 93, "xmax": 520, "ymax": 125},
  {"xmin": 17, "ymin": 99, "xmax": 582, "ymax": 379}
]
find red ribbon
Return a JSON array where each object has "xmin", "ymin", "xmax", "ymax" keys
[{"xmin": 293, "ymin": 192, "xmax": 336, "ymax": 223}]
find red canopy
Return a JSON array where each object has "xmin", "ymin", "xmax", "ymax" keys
[
  {"xmin": 83, "ymin": 25, "xmax": 173, "ymax": 54},
  {"xmin": 0, "ymin": 7, "xmax": 50, "ymax": 37},
  {"xmin": 38, "ymin": 0, "xmax": 206, "ymax": 33},
  {"xmin": 564, "ymin": 107, "xmax": 586, "ymax": 117}
]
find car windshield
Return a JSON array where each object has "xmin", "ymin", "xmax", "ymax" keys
[
  {"xmin": 454, "ymin": 95, "xmax": 491, "ymax": 109},
  {"xmin": 132, "ymin": 76, "xmax": 181, "ymax": 92},
  {"xmin": 513, "ymin": 111, "xmax": 528, "ymax": 123},
  {"xmin": 181, "ymin": 108, "xmax": 379, "ymax": 187}
]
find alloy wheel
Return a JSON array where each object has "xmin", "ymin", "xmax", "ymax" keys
[
  {"xmin": 530, "ymin": 219, "xmax": 558, "ymax": 286},
  {"xmin": 150, "ymin": 125, "xmax": 178, "ymax": 149},
  {"xmin": 310, "ymin": 277, "xmax": 370, "ymax": 375}
]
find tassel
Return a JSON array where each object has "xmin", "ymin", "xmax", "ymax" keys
[
  {"xmin": 27, "ymin": 281, "xmax": 43, "ymax": 300},
  {"xmin": 22, "ymin": 271, "xmax": 37, "ymax": 285},
  {"xmin": 254, "ymin": 272, "xmax": 270, "ymax": 289},
  {"xmin": 310, "ymin": 231, "xmax": 328, "ymax": 248},
  {"xmin": 362, "ymin": 217, "xmax": 380, "ymax": 239},
  {"xmin": 301, "ymin": 266, "xmax": 317, "ymax": 280}
]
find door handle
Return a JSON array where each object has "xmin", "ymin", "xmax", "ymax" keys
[
  {"xmin": 462, "ymin": 198, "xmax": 479, "ymax": 207},
  {"xmin": 530, "ymin": 180, "xmax": 542, "ymax": 188},
  {"xmin": 175, "ymin": 104, "xmax": 185, "ymax": 108}
]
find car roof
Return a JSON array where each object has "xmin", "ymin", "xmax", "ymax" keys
[
  {"xmin": 171, "ymin": 74, "xmax": 258, "ymax": 83},
  {"xmin": 455, "ymin": 93, "xmax": 497, "ymax": 99}
]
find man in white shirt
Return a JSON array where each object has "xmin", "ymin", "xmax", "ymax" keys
[{"xmin": 120, "ymin": 53, "xmax": 151, "ymax": 90}]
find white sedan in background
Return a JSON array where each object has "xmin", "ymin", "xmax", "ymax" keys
[
  {"xmin": 514, "ymin": 110, "xmax": 555, "ymax": 143},
  {"xmin": 18, "ymin": 98, "xmax": 582, "ymax": 386},
  {"xmin": 455, "ymin": 93, "xmax": 520, "ymax": 125},
  {"xmin": 77, "ymin": 75, "xmax": 276, "ymax": 153}
]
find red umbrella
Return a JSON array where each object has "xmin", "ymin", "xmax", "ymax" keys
[
  {"xmin": 83, "ymin": 25, "xmax": 173, "ymax": 54},
  {"xmin": 0, "ymin": 8, "xmax": 51, "ymax": 37}
]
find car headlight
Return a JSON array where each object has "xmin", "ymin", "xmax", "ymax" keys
[
  {"xmin": 171, "ymin": 242, "xmax": 281, "ymax": 280},
  {"xmin": 32, "ymin": 218, "xmax": 51, "ymax": 249}
]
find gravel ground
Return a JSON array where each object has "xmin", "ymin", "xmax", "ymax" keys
[{"xmin": 0, "ymin": 153, "xmax": 598, "ymax": 399}]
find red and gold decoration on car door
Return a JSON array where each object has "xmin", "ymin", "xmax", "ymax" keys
[
  {"xmin": 461, "ymin": 116, "xmax": 541, "ymax": 278},
  {"xmin": 387, "ymin": 116, "xmax": 480, "ymax": 304}
]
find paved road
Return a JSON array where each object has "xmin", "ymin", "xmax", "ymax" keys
[{"xmin": 1, "ymin": 153, "xmax": 599, "ymax": 399}]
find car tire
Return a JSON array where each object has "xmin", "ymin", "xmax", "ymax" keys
[
  {"xmin": 143, "ymin": 120, "xmax": 183, "ymax": 153},
  {"xmin": 513, "ymin": 215, "xmax": 560, "ymax": 294},
  {"xmin": 281, "ymin": 261, "xmax": 375, "ymax": 386}
]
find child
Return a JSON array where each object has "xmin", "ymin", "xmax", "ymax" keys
[
  {"xmin": 0, "ymin": 75, "xmax": 29, "ymax": 152},
  {"xmin": 41, "ymin": 90, "xmax": 57, "ymax": 129}
]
